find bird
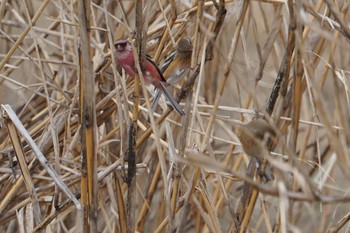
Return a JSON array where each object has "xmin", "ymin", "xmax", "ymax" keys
[
  {"xmin": 235, "ymin": 118, "xmax": 276, "ymax": 181},
  {"xmin": 162, "ymin": 37, "xmax": 193, "ymax": 84},
  {"xmin": 151, "ymin": 38, "xmax": 193, "ymax": 113},
  {"xmin": 113, "ymin": 39, "xmax": 185, "ymax": 116}
]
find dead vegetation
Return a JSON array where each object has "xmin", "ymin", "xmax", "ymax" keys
[{"xmin": 1, "ymin": 0, "xmax": 350, "ymax": 232}]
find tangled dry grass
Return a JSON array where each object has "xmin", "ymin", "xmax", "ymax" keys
[{"xmin": 1, "ymin": 0, "xmax": 350, "ymax": 232}]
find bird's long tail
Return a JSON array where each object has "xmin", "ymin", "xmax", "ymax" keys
[
  {"xmin": 151, "ymin": 89, "xmax": 162, "ymax": 113},
  {"xmin": 158, "ymin": 82, "xmax": 185, "ymax": 116}
]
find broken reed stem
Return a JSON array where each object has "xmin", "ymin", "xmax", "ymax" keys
[
  {"xmin": 125, "ymin": 1, "xmax": 143, "ymax": 232},
  {"xmin": 78, "ymin": 0, "xmax": 97, "ymax": 231},
  {"xmin": 4, "ymin": 114, "xmax": 42, "ymax": 224}
]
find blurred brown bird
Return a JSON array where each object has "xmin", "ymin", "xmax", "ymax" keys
[
  {"xmin": 162, "ymin": 37, "xmax": 193, "ymax": 84},
  {"xmin": 151, "ymin": 38, "xmax": 192, "ymax": 113},
  {"xmin": 235, "ymin": 118, "xmax": 276, "ymax": 181}
]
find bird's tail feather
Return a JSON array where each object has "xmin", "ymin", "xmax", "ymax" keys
[
  {"xmin": 151, "ymin": 89, "xmax": 162, "ymax": 113},
  {"xmin": 158, "ymin": 82, "xmax": 185, "ymax": 116}
]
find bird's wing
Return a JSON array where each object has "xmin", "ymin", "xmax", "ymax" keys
[
  {"xmin": 146, "ymin": 55, "xmax": 167, "ymax": 82},
  {"xmin": 166, "ymin": 68, "xmax": 189, "ymax": 85},
  {"xmin": 160, "ymin": 51, "xmax": 177, "ymax": 72}
]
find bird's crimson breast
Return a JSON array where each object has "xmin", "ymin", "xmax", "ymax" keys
[{"xmin": 116, "ymin": 54, "xmax": 137, "ymax": 78}]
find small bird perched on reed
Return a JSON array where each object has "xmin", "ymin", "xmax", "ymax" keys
[
  {"xmin": 113, "ymin": 39, "xmax": 185, "ymax": 116},
  {"xmin": 151, "ymin": 38, "xmax": 193, "ymax": 113},
  {"xmin": 235, "ymin": 118, "xmax": 276, "ymax": 181}
]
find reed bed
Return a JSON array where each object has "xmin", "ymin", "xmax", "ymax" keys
[{"xmin": 0, "ymin": 0, "xmax": 350, "ymax": 232}]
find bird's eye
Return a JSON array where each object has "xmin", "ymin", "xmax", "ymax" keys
[{"xmin": 117, "ymin": 44, "xmax": 124, "ymax": 51}]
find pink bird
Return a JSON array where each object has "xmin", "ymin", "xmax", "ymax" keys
[{"xmin": 114, "ymin": 39, "xmax": 185, "ymax": 116}]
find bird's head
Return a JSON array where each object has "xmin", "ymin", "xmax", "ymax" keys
[
  {"xmin": 177, "ymin": 38, "xmax": 193, "ymax": 53},
  {"xmin": 114, "ymin": 39, "xmax": 131, "ymax": 55}
]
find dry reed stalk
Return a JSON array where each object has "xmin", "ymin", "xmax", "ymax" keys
[
  {"xmin": 1, "ymin": 0, "xmax": 350, "ymax": 232},
  {"xmin": 77, "ymin": 0, "xmax": 98, "ymax": 231}
]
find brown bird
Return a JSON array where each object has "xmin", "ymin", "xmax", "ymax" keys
[
  {"xmin": 151, "ymin": 38, "xmax": 192, "ymax": 113},
  {"xmin": 162, "ymin": 37, "xmax": 193, "ymax": 84},
  {"xmin": 235, "ymin": 118, "xmax": 276, "ymax": 181}
]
